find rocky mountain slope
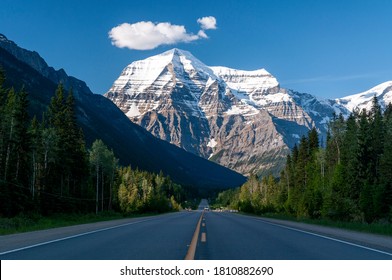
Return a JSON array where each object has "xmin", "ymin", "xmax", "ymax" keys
[
  {"xmin": 105, "ymin": 49, "xmax": 350, "ymax": 176},
  {"xmin": 0, "ymin": 34, "xmax": 246, "ymax": 190}
]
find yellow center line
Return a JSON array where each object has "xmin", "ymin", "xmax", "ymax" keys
[{"xmin": 184, "ymin": 210, "xmax": 205, "ymax": 260}]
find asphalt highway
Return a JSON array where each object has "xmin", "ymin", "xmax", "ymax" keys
[
  {"xmin": 195, "ymin": 211, "xmax": 392, "ymax": 260},
  {"xmin": 1, "ymin": 199, "xmax": 392, "ymax": 260},
  {"xmin": 0, "ymin": 211, "xmax": 200, "ymax": 260}
]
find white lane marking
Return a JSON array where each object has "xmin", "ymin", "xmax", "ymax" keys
[
  {"xmin": 251, "ymin": 217, "xmax": 392, "ymax": 257},
  {"xmin": 0, "ymin": 217, "xmax": 160, "ymax": 256},
  {"xmin": 201, "ymin": 232, "xmax": 207, "ymax": 242}
]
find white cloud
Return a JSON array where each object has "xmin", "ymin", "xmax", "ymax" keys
[
  {"xmin": 197, "ymin": 30, "xmax": 208, "ymax": 39},
  {"xmin": 109, "ymin": 16, "xmax": 217, "ymax": 50},
  {"xmin": 109, "ymin": 21, "xmax": 199, "ymax": 50},
  {"xmin": 197, "ymin": 16, "xmax": 217, "ymax": 30}
]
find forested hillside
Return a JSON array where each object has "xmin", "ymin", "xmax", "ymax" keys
[
  {"xmin": 215, "ymin": 96, "xmax": 392, "ymax": 224},
  {"xmin": 0, "ymin": 70, "xmax": 190, "ymax": 218}
]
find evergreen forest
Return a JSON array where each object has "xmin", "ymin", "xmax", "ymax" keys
[
  {"xmin": 2, "ymin": 64, "xmax": 392, "ymax": 227},
  {"xmin": 215, "ymin": 96, "xmax": 392, "ymax": 224},
  {"xmin": 0, "ymin": 70, "xmax": 189, "ymax": 219}
]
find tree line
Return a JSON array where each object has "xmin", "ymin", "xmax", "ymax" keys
[
  {"xmin": 0, "ymin": 70, "xmax": 187, "ymax": 218},
  {"xmin": 215, "ymin": 96, "xmax": 392, "ymax": 224}
]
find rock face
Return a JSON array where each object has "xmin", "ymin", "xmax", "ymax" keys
[
  {"xmin": 105, "ymin": 48, "xmax": 350, "ymax": 176},
  {"xmin": 0, "ymin": 34, "xmax": 92, "ymax": 98}
]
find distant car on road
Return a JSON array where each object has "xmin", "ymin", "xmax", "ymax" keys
[{"xmin": 204, "ymin": 207, "xmax": 210, "ymax": 211}]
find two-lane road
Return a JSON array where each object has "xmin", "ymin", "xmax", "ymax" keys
[
  {"xmin": 196, "ymin": 211, "xmax": 392, "ymax": 259},
  {"xmin": 1, "ymin": 199, "xmax": 392, "ymax": 260}
]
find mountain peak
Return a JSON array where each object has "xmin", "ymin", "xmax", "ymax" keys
[
  {"xmin": 129, "ymin": 48, "xmax": 201, "ymax": 67},
  {"xmin": 153, "ymin": 48, "xmax": 191, "ymax": 62},
  {"xmin": 0, "ymin": 34, "xmax": 16, "ymax": 46},
  {"xmin": 0, "ymin": 33, "xmax": 93, "ymax": 97},
  {"xmin": 160, "ymin": 48, "xmax": 193, "ymax": 57},
  {"xmin": 0, "ymin": 33, "xmax": 9, "ymax": 42},
  {"xmin": 157, "ymin": 48, "xmax": 211, "ymax": 73},
  {"xmin": 106, "ymin": 49, "xmax": 345, "ymax": 176},
  {"xmin": 336, "ymin": 81, "xmax": 392, "ymax": 112},
  {"xmin": 109, "ymin": 48, "xmax": 219, "ymax": 95},
  {"xmin": 163, "ymin": 48, "xmax": 186, "ymax": 56}
]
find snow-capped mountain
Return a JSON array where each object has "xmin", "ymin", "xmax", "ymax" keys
[
  {"xmin": 336, "ymin": 81, "xmax": 392, "ymax": 112},
  {"xmin": 105, "ymin": 49, "xmax": 348, "ymax": 176},
  {"xmin": 0, "ymin": 35, "xmax": 245, "ymax": 189}
]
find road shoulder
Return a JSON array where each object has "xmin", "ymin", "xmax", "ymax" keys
[{"xmin": 251, "ymin": 216, "xmax": 392, "ymax": 253}]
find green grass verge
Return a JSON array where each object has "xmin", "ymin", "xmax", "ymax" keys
[{"xmin": 0, "ymin": 211, "xmax": 158, "ymax": 235}]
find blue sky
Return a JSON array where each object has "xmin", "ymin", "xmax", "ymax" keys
[{"xmin": 1, "ymin": 0, "xmax": 392, "ymax": 99}]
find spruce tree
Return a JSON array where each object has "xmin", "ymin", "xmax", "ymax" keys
[
  {"xmin": 368, "ymin": 96, "xmax": 385, "ymax": 219},
  {"xmin": 357, "ymin": 109, "xmax": 374, "ymax": 222},
  {"xmin": 368, "ymin": 95, "xmax": 384, "ymax": 181},
  {"xmin": 308, "ymin": 127, "xmax": 319, "ymax": 153},
  {"xmin": 0, "ymin": 87, "xmax": 31, "ymax": 216},
  {"xmin": 379, "ymin": 107, "xmax": 392, "ymax": 219},
  {"xmin": 341, "ymin": 113, "xmax": 360, "ymax": 202}
]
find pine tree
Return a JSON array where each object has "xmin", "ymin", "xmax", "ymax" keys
[
  {"xmin": 368, "ymin": 96, "xmax": 385, "ymax": 219},
  {"xmin": 340, "ymin": 113, "xmax": 358, "ymax": 197},
  {"xmin": 0, "ymin": 87, "xmax": 31, "ymax": 216},
  {"xmin": 43, "ymin": 84, "xmax": 67, "ymax": 206},
  {"xmin": 308, "ymin": 127, "xmax": 319, "ymax": 153},
  {"xmin": 327, "ymin": 113, "xmax": 345, "ymax": 166},
  {"xmin": 2, "ymin": 88, "xmax": 17, "ymax": 181},
  {"xmin": 63, "ymin": 90, "xmax": 89, "ymax": 203},
  {"xmin": 379, "ymin": 107, "xmax": 392, "ymax": 219},
  {"xmin": 368, "ymin": 95, "xmax": 384, "ymax": 181},
  {"xmin": 12, "ymin": 88, "xmax": 30, "ymax": 185},
  {"xmin": 356, "ymin": 109, "xmax": 375, "ymax": 222},
  {"xmin": 0, "ymin": 68, "xmax": 5, "ymax": 87},
  {"xmin": 42, "ymin": 85, "xmax": 90, "ymax": 212},
  {"xmin": 296, "ymin": 135, "xmax": 308, "ymax": 188}
]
